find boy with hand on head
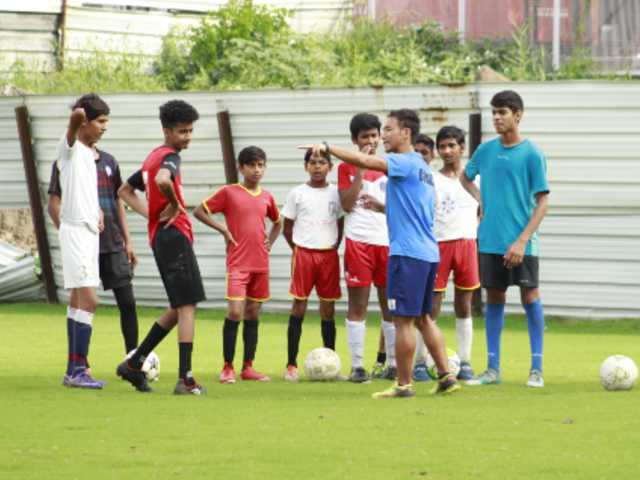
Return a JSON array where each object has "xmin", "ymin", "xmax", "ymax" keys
[
  {"xmin": 281, "ymin": 148, "xmax": 344, "ymax": 381},
  {"xmin": 412, "ymin": 126, "xmax": 480, "ymax": 382},
  {"xmin": 117, "ymin": 99, "xmax": 206, "ymax": 395},
  {"xmin": 460, "ymin": 90, "xmax": 549, "ymax": 388},
  {"xmin": 193, "ymin": 146, "xmax": 282, "ymax": 384},
  {"xmin": 338, "ymin": 113, "xmax": 396, "ymax": 383},
  {"xmin": 48, "ymin": 128, "xmax": 139, "ymax": 356},
  {"xmin": 57, "ymin": 93, "xmax": 109, "ymax": 389},
  {"xmin": 301, "ymin": 108, "xmax": 461, "ymax": 398}
]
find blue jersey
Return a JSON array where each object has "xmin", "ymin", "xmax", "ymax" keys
[
  {"xmin": 385, "ymin": 151, "xmax": 439, "ymax": 262},
  {"xmin": 464, "ymin": 137, "xmax": 549, "ymax": 256}
]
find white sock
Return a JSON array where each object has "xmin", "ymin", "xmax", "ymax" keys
[
  {"xmin": 346, "ymin": 319, "xmax": 365, "ymax": 368},
  {"xmin": 381, "ymin": 321, "xmax": 396, "ymax": 367},
  {"xmin": 414, "ymin": 329, "xmax": 428, "ymax": 364},
  {"xmin": 74, "ymin": 309, "xmax": 94, "ymax": 326},
  {"xmin": 456, "ymin": 317, "xmax": 473, "ymax": 363}
]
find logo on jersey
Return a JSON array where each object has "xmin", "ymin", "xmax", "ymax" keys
[
  {"xmin": 419, "ymin": 169, "xmax": 434, "ymax": 186},
  {"xmin": 105, "ymin": 165, "xmax": 112, "ymax": 177}
]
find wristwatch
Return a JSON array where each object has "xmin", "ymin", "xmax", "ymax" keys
[{"xmin": 322, "ymin": 141, "xmax": 330, "ymax": 153}]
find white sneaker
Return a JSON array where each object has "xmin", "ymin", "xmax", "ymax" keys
[
  {"xmin": 526, "ymin": 369, "xmax": 544, "ymax": 388},
  {"xmin": 284, "ymin": 365, "xmax": 299, "ymax": 382}
]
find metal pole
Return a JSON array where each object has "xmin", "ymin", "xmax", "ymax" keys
[
  {"xmin": 553, "ymin": 0, "xmax": 561, "ymax": 69},
  {"xmin": 458, "ymin": 0, "xmax": 466, "ymax": 42},
  {"xmin": 15, "ymin": 105, "xmax": 59, "ymax": 303},
  {"xmin": 368, "ymin": 0, "xmax": 376, "ymax": 21},
  {"xmin": 216, "ymin": 110, "xmax": 238, "ymax": 185}
]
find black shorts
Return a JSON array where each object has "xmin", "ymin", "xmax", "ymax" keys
[
  {"xmin": 99, "ymin": 250, "xmax": 132, "ymax": 290},
  {"xmin": 479, "ymin": 253, "xmax": 539, "ymax": 290},
  {"xmin": 153, "ymin": 226, "xmax": 206, "ymax": 309}
]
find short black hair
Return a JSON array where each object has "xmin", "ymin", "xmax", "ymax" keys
[
  {"xmin": 72, "ymin": 93, "xmax": 109, "ymax": 120},
  {"xmin": 491, "ymin": 90, "xmax": 524, "ymax": 113},
  {"xmin": 238, "ymin": 146, "xmax": 267, "ymax": 166},
  {"xmin": 388, "ymin": 109, "xmax": 420, "ymax": 143},
  {"xmin": 414, "ymin": 133, "xmax": 435, "ymax": 151},
  {"xmin": 159, "ymin": 100, "xmax": 199, "ymax": 129},
  {"xmin": 349, "ymin": 113, "xmax": 381, "ymax": 139},
  {"xmin": 304, "ymin": 148, "xmax": 331, "ymax": 164},
  {"xmin": 436, "ymin": 126, "xmax": 465, "ymax": 148}
]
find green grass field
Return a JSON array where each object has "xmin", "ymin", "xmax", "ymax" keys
[{"xmin": 1, "ymin": 303, "xmax": 639, "ymax": 480}]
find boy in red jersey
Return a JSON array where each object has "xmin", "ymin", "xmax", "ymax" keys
[
  {"xmin": 194, "ymin": 146, "xmax": 282, "ymax": 383},
  {"xmin": 281, "ymin": 148, "xmax": 344, "ymax": 381},
  {"xmin": 117, "ymin": 100, "xmax": 206, "ymax": 395}
]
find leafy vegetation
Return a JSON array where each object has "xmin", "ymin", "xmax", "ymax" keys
[{"xmin": 3, "ymin": 0, "xmax": 623, "ymax": 94}]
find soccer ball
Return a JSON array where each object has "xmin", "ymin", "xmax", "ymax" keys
[
  {"xmin": 126, "ymin": 350, "xmax": 161, "ymax": 382},
  {"xmin": 426, "ymin": 348, "xmax": 461, "ymax": 380},
  {"xmin": 303, "ymin": 347, "xmax": 341, "ymax": 381},
  {"xmin": 599, "ymin": 355, "xmax": 638, "ymax": 391}
]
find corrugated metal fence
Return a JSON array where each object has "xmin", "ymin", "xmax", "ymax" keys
[{"xmin": 2, "ymin": 82, "xmax": 640, "ymax": 318}]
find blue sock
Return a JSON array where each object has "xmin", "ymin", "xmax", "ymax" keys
[
  {"xmin": 66, "ymin": 317, "xmax": 75, "ymax": 375},
  {"xmin": 485, "ymin": 303, "xmax": 505, "ymax": 372},
  {"xmin": 524, "ymin": 299, "xmax": 544, "ymax": 372},
  {"xmin": 70, "ymin": 310, "xmax": 94, "ymax": 374}
]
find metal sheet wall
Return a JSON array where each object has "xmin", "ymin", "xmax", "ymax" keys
[{"xmin": 2, "ymin": 81, "xmax": 639, "ymax": 318}]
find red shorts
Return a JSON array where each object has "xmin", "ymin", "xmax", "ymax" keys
[
  {"xmin": 344, "ymin": 238, "xmax": 389, "ymax": 288},
  {"xmin": 434, "ymin": 238, "xmax": 480, "ymax": 292},
  {"xmin": 290, "ymin": 247, "xmax": 341, "ymax": 301},
  {"xmin": 226, "ymin": 270, "xmax": 270, "ymax": 302}
]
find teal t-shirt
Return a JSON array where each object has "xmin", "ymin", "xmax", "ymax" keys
[{"xmin": 464, "ymin": 137, "xmax": 549, "ymax": 256}]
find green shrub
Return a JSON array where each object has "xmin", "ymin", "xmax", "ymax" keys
[{"xmin": 6, "ymin": 51, "xmax": 164, "ymax": 94}]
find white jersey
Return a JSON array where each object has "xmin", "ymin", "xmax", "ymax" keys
[
  {"xmin": 337, "ymin": 163, "xmax": 388, "ymax": 246},
  {"xmin": 56, "ymin": 134, "xmax": 100, "ymax": 233},
  {"xmin": 282, "ymin": 183, "xmax": 343, "ymax": 250},
  {"xmin": 433, "ymin": 170, "xmax": 478, "ymax": 241}
]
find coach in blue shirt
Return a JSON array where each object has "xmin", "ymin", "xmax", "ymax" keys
[{"xmin": 300, "ymin": 109, "xmax": 461, "ymax": 398}]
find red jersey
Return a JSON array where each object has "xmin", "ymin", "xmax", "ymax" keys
[
  {"xmin": 202, "ymin": 183, "xmax": 280, "ymax": 272},
  {"xmin": 141, "ymin": 146, "xmax": 192, "ymax": 246}
]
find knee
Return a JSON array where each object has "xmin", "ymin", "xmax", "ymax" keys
[
  {"xmin": 291, "ymin": 299, "xmax": 307, "ymax": 318},
  {"xmin": 244, "ymin": 302, "xmax": 261, "ymax": 321},
  {"xmin": 319, "ymin": 302, "xmax": 335, "ymax": 320},
  {"xmin": 521, "ymin": 288, "xmax": 540, "ymax": 305}
]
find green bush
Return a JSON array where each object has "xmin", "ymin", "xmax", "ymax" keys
[
  {"xmin": 6, "ymin": 51, "xmax": 164, "ymax": 94},
  {"xmin": 5, "ymin": 0, "xmax": 624, "ymax": 95}
]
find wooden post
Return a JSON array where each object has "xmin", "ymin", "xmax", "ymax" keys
[
  {"xmin": 216, "ymin": 110, "xmax": 238, "ymax": 184},
  {"xmin": 15, "ymin": 105, "xmax": 58, "ymax": 303},
  {"xmin": 468, "ymin": 112, "xmax": 482, "ymax": 317}
]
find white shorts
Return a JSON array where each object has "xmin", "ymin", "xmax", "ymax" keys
[{"xmin": 59, "ymin": 222, "xmax": 100, "ymax": 289}]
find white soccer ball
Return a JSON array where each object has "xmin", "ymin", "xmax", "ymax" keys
[
  {"xmin": 303, "ymin": 347, "xmax": 341, "ymax": 381},
  {"xmin": 426, "ymin": 348, "xmax": 461, "ymax": 380},
  {"xmin": 126, "ymin": 350, "xmax": 161, "ymax": 382},
  {"xmin": 600, "ymin": 355, "xmax": 638, "ymax": 391}
]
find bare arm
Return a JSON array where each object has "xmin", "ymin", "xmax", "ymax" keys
[
  {"xmin": 339, "ymin": 168, "xmax": 363, "ymax": 212},
  {"xmin": 66, "ymin": 108, "xmax": 86, "ymax": 147},
  {"xmin": 118, "ymin": 182, "xmax": 148, "ymax": 219},
  {"xmin": 193, "ymin": 204, "xmax": 238, "ymax": 247},
  {"xmin": 266, "ymin": 219, "xmax": 282, "ymax": 252},
  {"xmin": 282, "ymin": 218, "xmax": 296, "ymax": 250},
  {"xmin": 503, "ymin": 192, "xmax": 549, "ymax": 268},
  {"xmin": 460, "ymin": 171, "xmax": 481, "ymax": 203},
  {"xmin": 48, "ymin": 195, "xmax": 61, "ymax": 229},
  {"xmin": 116, "ymin": 197, "xmax": 137, "ymax": 267},
  {"xmin": 299, "ymin": 144, "xmax": 387, "ymax": 173},
  {"xmin": 156, "ymin": 168, "xmax": 186, "ymax": 225},
  {"xmin": 334, "ymin": 216, "xmax": 344, "ymax": 249}
]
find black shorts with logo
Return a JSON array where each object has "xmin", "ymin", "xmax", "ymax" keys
[
  {"xmin": 153, "ymin": 226, "xmax": 206, "ymax": 309},
  {"xmin": 479, "ymin": 253, "xmax": 539, "ymax": 290},
  {"xmin": 99, "ymin": 250, "xmax": 133, "ymax": 291}
]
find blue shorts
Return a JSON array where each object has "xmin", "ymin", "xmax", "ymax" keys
[{"xmin": 387, "ymin": 255, "xmax": 438, "ymax": 317}]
